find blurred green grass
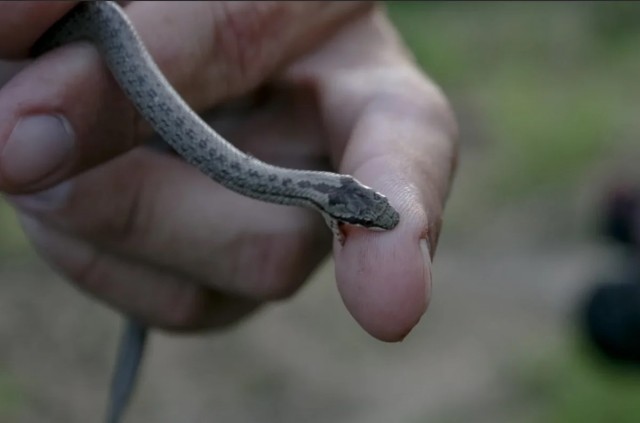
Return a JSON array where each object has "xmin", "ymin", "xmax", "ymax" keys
[
  {"xmin": 385, "ymin": 2, "xmax": 640, "ymax": 422},
  {"xmin": 0, "ymin": 370, "xmax": 23, "ymax": 420},
  {"xmin": 386, "ymin": 1, "xmax": 640, "ymax": 208},
  {"xmin": 515, "ymin": 334, "xmax": 640, "ymax": 423},
  {"xmin": 0, "ymin": 203, "xmax": 30, "ymax": 262}
]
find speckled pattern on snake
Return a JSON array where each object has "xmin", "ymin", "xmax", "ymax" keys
[{"xmin": 30, "ymin": 2, "xmax": 400, "ymax": 423}]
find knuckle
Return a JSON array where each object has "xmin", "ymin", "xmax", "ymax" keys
[
  {"xmin": 244, "ymin": 265, "xmax": 302, "ymax": 302},
  {"xmin": 73, "ymin": 251, "xmax": 211, "ymax": 331},
  {"xmin": 423, "ymin": 81, "xmax": 459, "ymax": 143},
  {"xmin": 111, "ymin": 175, "xmax": 153, "ymax": 247},
  {"xmin": 210, "ymin": 2, "xmax": 286, "ymax": 94},
  {"xmin": 394, "ymin": 69, "xmax": 459, "ymax": 141},
  {"xmin": 72, "ymin": 153, "xmax": 156, "ymax": 250},
  {"xmin": 391, "ymin": 70, "xmax": 460, "ymax": 168},
  {"xmin": 258, "ymin": 278, "xmax": 301, "ymax": 302},
  {"xmin": 158, "ymin": 285, "xmax": 211, "ymax": 330},
  {"xmin": 69, "ymin": 247, "xmax": 114, "ymax": 294},
  {"xmin": 228, "ymin": 236, "xmax": 308, "ymax": 301}
]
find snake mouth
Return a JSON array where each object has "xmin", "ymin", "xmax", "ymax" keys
[
  {"xmin": 338, "ymin": 214, "xmax": 378, "ymax": 228},
  {"xmin": 336, "ymin": 208, "xmax": 400, "ymax": 230}
]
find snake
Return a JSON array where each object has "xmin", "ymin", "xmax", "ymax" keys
[{"xmin": 30, "ymin": 2, "xmax": 400, "ymax": 422}]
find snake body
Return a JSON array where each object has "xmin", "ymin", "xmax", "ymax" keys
[{"xmin": 31, "ymin": 2, "xmax": 400, "ymax": 423}]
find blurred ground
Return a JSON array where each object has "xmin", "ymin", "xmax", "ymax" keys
[{"xmin": 3, "ymin": 1, "xmax": 640, "ymax": 422}]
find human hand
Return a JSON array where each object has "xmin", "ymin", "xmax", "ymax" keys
[{"xmin": 0, "ymin": 1, "xmax": 457, "ymax": 342}]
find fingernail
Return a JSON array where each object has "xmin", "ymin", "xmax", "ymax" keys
[
  {"xmin": 420, "ymin": 238, "xmax": 433, "ymax": 300},
  {"xmin": 4, "ymin": 179, "xmax": 72, "ymax": 213},
  {"xmin": 1, "ymin": 114, "xmax": 74, "ymax": 186}
]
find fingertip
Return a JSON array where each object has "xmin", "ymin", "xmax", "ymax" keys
[
  {"xmin": 326, "ymin": 79, "xmax": 454, "ymax": 342},
  {"xmin": 0, "ymin": 114, "xmax": 75, "ymax": 192},
  {"xmin": 334, "ymin": 203, "xmax": 432, "ymax": 342}
]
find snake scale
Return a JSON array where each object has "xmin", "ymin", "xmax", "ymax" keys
[{"xmin": 30, "ymin": 2, "xmax": 400, "ymax": 422}]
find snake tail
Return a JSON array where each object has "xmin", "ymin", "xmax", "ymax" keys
[{"xmin": 105, "ymin": 320, "xmax": 148, "ymax": 423}]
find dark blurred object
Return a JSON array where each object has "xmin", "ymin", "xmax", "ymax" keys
[
  {"xmin": 601, "ymin": 184, "xmax": 640, "ymax": 246},
  {"xmin": 582, "ymin": 280, "xmax": 640, "ymax": 365},
  {"xmin": 579, "ymin": 183, "xmax": 640, "ymax": 366},
  {"xmin": 587, "ymin": 1, "xmax": 640, "ymax": 46}
]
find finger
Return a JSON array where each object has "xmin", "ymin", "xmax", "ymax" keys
[
  {"xmin": 16, "ymin": 212, "xmax": 261, "ymax": 331},
  {"xmin": 288, "ymin": 7, "xmax": 458, "ymax": 342},
  {"xmin": 6, "ymin": 146, "xmax": 332, "ymax": 301},
  {"xmin": 0, "ymin": 1, "xmax": 373, "ymax": 194},
  {"xmin": 124, "ymin": 1, "xmax": 374, "ymax": 112},
  {"xmin": 0, "ymin": 1, "xmax": 76, "ymax": 59},
  {"xmin": 0, "ymin": 60, "xmax": 28, "ymax": 87},
  {"xmin": 335, "ymin": 91, "xmax": 456, "ymax": 342}
]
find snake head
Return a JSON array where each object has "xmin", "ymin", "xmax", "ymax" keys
[{"xmin": 324, "ymin": 176, "xmax": 400, "ymax": 231}]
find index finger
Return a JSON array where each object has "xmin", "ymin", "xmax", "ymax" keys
[
  {"xmin": 288, "ymin": 7, "xmax": 458, "ymax": 342},
  {"xmin": 337, "ymin": 86, "xmax": 457, "ymax": 342},
  {"xmin": 0, "ymin": 1, "xmax": 77, "ymax": 59}
]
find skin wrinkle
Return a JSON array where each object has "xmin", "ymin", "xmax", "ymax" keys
[
  {"xmin": 115, "ymin": 160, "xmax": 147, "ymax": 250},
  {"xmin": 113, "ymin": 157, "xmax": 202, "ymax": 257},
  {"xmin": 288, "ymin": 80, "xmax": 330, "ymax": 158},
  {"xmin": 212, "ymin": 1, "xmax": 375, "ymax": 104},
  {"xmin": 327, "ymin": 70, "xmax": 446, "ymax": 170},
  {"xmin": 338, "ymin": 114, "xmax": 429, "ymax": 196},
  {"xmin": 22, "ymin": 210, "xmax": 258, "ymax": 332},
  {"xmin": 74, "ymin": 153, "xmax": 149, "ymax": 246},
  {"xmin": 102, "ymin": 247, "xmax": 238, "ymax": 326},
  {"xmin": 279, "ymin": 1, "xmax": 376, "ymax": 73},
  {"xmin": 228, "ymin": 230, "xmax": 327, "ymax": 300},
  {"xmin": 16, "ymin": 216, "xmax": 155, "ymax": 321},
  {"xmin": 90, "ymin": 252, "xmax": 246, "ymax": 331},
  {"xmin": 209, "ymin": 81, "xmax": 330, "ymax": 167},
  {"xmin": 212, "ymin": 1, "xmax": 304, "ymax": 102},
  {"xmin": 63, "ymin": 48, "xmax": 140, "ymax": 167},
  {"xmin": 406, "ymin": 142, "xmax": 452, "ymax": 205},
  {"xmin": 285, "ymin": 14, "xmax": 437, "ymax": 163},
  {"xmin": 30, "ymin": 155, "xmax": 165, "ymax": 266},
  {"xmin": 388, "ymin": 159, "xmax": 443, "ymax": 256},
  {"xmin": 156, "ymin": 284, "xmax": 216, "ymax": 330},
  {"xmin": 343, "ymin": 90, "xmax": 455, "ymax": 223},
  {"xmin": 414, "ymin": 189, "xmax": 442, "ymax": 257},
  {"xmin": 51, "ymin": 225, "xmax": 103, "ymax": 293},
  {"xmin": 116, "ymin": 178, "xmax": 221, "ymax": 278}
]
